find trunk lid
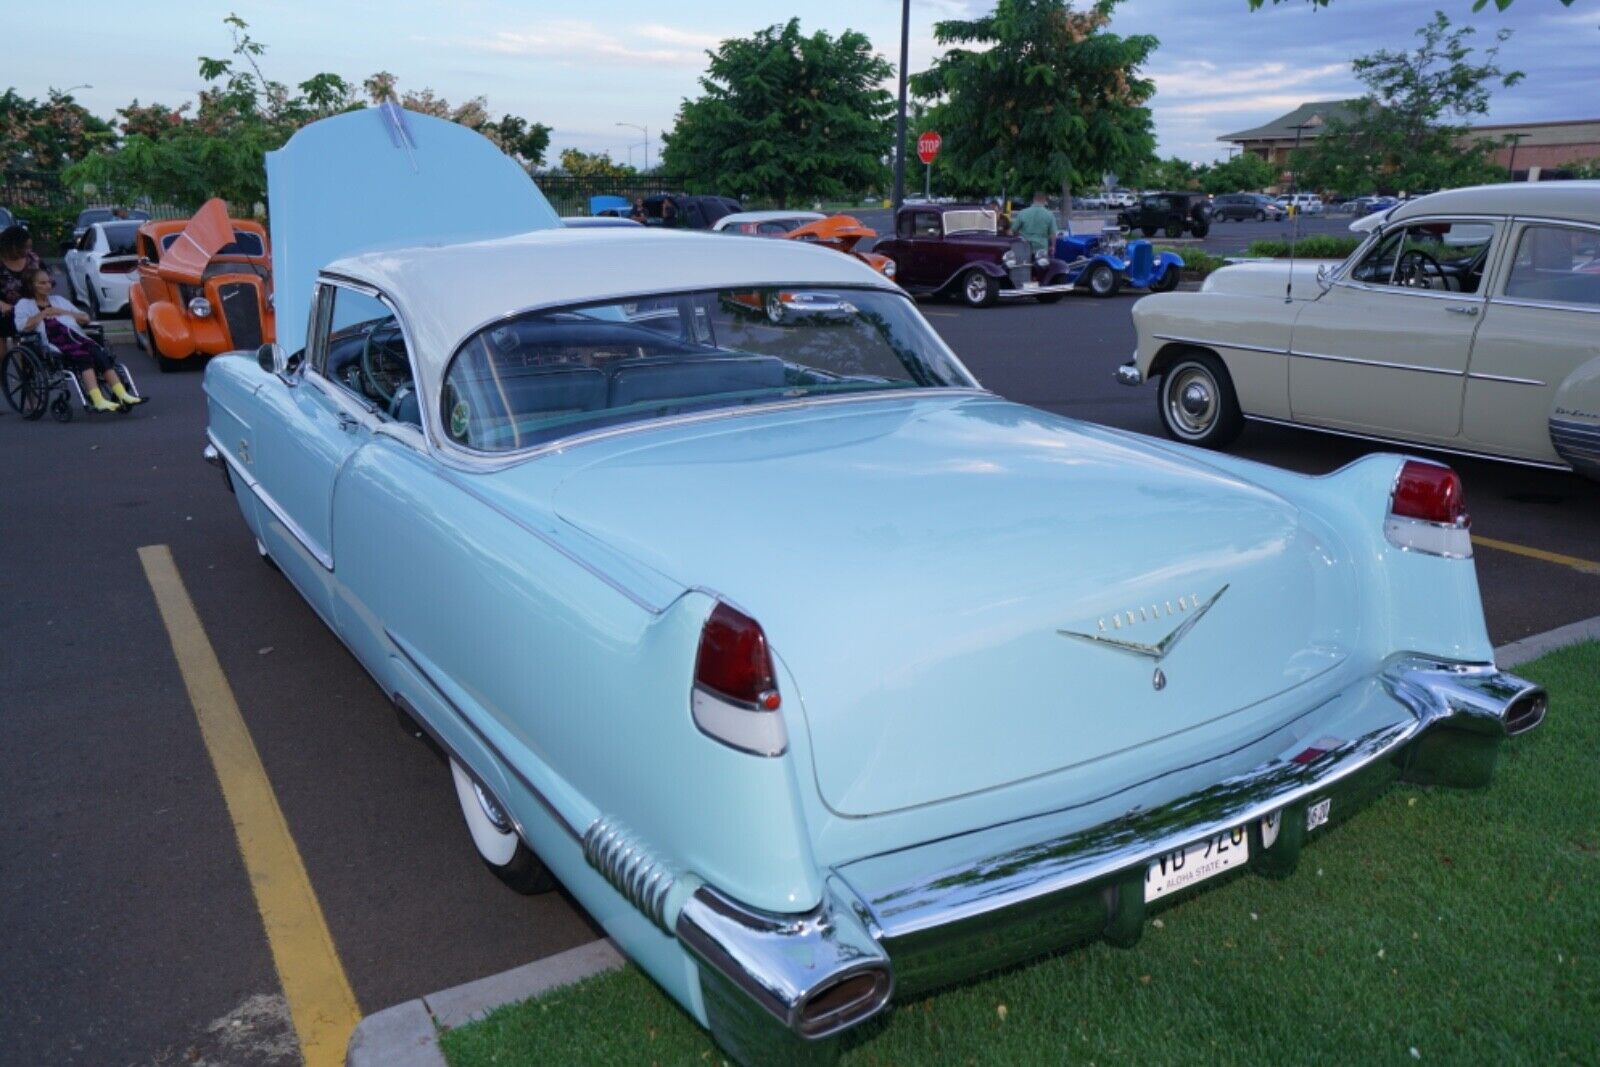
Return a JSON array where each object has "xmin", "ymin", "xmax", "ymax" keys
[{"xmin": 537, "ymin": 394, "xmax": 1359, "ymax": 816}]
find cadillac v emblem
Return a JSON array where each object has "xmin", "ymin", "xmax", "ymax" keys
[{"xmin": 1058, "ymin": 585, "xmax": 1229, "ymax": 689}]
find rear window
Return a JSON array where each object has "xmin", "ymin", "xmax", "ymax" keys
[
  {"xmin": 103, "ymin": 222, "xmax": 140, "ymax": 255},
  {"xmin": 439, "ymin": 287, "xmax": 974, "ymax": 453},
  {"xmin": 160, "ymin": 229, "xmax": 265, "ymax": 257}
]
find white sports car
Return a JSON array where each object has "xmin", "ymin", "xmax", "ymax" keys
[{"xmin": 64, "ymin": 220, "xmax": 142, "ymax": 317}]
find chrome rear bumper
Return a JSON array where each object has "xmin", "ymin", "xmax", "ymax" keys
[{"xmin": 678, "ymin": 657, "xmax": 1544, "ymax": 1059}]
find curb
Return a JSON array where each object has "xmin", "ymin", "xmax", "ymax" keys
[{"xmin": 344, "ymin": 616, "xmax": 1600, "ymax": 1066}]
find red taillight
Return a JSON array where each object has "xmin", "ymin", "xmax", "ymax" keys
[
  {"xmin": 695, "ymin": 602, "xmax": 780, "ymax": 710},
  {"xmin": 1391, "ymin": 460, "xmax": 1467, "ymax": 526}
]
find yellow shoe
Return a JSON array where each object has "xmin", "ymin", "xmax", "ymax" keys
[
  {"xmin": 88, "ymin": 388, "xmax": 120, "ymax": 413},
  {"xmin": 111, "ymin": 384, "xmax": 143, "ymax": 406}
]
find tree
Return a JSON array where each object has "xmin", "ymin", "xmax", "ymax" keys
[
  {"xmin": 65, "ymin": 14, "xmax": 550, "ymax": 210},
  {"xmin": 1135, "ymin": 156, "xmax": 1207, "ymax": 191},
  {"xmin": 661, "ymin": 19, "xmax": 893, "ymax": 204},
  {"xmin": 1291, "ymin": 11, "xmax": 1523, "ymax": 196},
  {"xmin": 1249, "ymin": 0, "xmax": 1572, "ymax": 8},
  {"xmin": 556, "ymin": 149, "xmax": 635, "ymax": 179},
  {"xmin": 1200, "ymin": 152, "xmax": 1273, "ymax": 194},
  {"xmin": 909, "ymin": 0, "xmax": 1156, "ymax": 205},
  {"xmin": 0, "ymin": 89, "xmax": 115, "ymax": 168}
]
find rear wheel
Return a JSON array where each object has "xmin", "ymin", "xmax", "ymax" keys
[
  {"xmin": 958, "ymin": 269, "xmax": 998, "ymax": 308},
  {"xmin": 1164, "ymin": 221, "xmax": 1184, "ymax": 239},
  {"xmin": 1086, "ymin": 263, "xmax": 1121, "ymax": 298},
  {"xmin": 87, "ymin": 288, "xmax": 102, "ymax": 321},
  {"xmin": 1149, "ymin": 267, "xmax": 1180, "ymax": 293},
  {"xmin": 450, "ymin": 759, "xmax": 555, "ymax": 895},
  {"xmin": 2, "ymin": 346, "xmax": 49, "ymax": 420},
  {"xmin": 1255, "ymin": 209, "xmax": 1266, "ymax": 221},
  {"xmin": 1158, "ymin": 350, "xmax": 1244, "ymax": 448}
]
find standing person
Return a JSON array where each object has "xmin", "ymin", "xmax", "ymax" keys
[
  {"xmin": 629, "ymin": 197, "xmax": 646, "ymax": 223},
  {"xmin": 1012, "ymin": 192, "xmax": 1058, "ymax": 258},
  {"xmin": 0, "ymin": 224, "xmax": 43, "ymax": 352},
  {"xmin": 14, "ymin": 269, "xmax": 142, "ymax": 412},
  {"xmin": 660, "ymin": 197, "xmax": 678, "ymax": 228}
]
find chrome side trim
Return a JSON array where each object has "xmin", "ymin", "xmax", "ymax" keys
[
  {"xmin": 676, "ymin": 881, "xmax": 892, "ymax": 1040},
  {"xmin": 1241, "ymin": 414, "xmax": 1570, "ymax": 472},
  {"xmin": 1290, "ymin": 349, "xmax": 1464, "ymax": 376},
  {"xmin": 1466, "ymin": 371, "xmax": 1546, "ymax": 387},
  {"xmin": 1489, "ymin": 296, "xmax": 1600, "ymax": 317},
  {"xmin": 1152, "ymin": 333, "xmax": 1285, "ymax": 357},
  {"xmin": 1332, "ymin": 279, "xmax": 1490, "ymax": 304},
  {"xmin": 206, "ymin": 429, "xmax": 334, "ymax": 570},
  {"xmin": 385, "ymin": 627, "xmax": 585, "ymax": 842},
  {"xmin": 582, "ymin": 817, "xmax": 677, "ymax": 931}
]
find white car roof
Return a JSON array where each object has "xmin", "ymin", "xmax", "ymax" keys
[
  {"xmin": 711, "ymin": 210, "xmax": 826, "ymax": 230},
  {"xmin": 324, "ymin": 227, "xmax": 900, "ymax": 396},
  {"xmin": 1389, "ymin": 181, "xmax": 1600, "ymax": 226}
]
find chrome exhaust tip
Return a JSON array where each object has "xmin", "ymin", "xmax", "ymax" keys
[
  {"xmin": 794, "ymin": 966, "xmax": 893, "ymax": 1038},
  {"xmin": 1503, "ymin": 688, "xmax": 1548, "ymax": 737}
]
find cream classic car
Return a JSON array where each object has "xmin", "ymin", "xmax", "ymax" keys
[{"xmin": 1117, "ymin": 182, "xmax": 1600, "ymax": 479}]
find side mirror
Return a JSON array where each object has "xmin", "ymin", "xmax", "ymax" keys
[
  {"xmin": 257, "ymin": 343, "xmax": 284, "ymax": 374},
  {"xmin": 1315, "ymin": 264, "xmax": 1333, "ymax": 292}
]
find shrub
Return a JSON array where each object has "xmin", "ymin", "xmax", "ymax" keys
[
  {"xmin": 1245, "ymin": 235, "xmax": 1362, "ymax": 259},
  {"xmin": 1156, "ymin": 246, "xmax": 1227, "ymax": 277}
]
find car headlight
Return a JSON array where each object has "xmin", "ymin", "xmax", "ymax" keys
[
  {"xmin": 882, "ymin": 260, "xmax": 896, "ymax": 278},
  {"xmin": 189, "ymin": 296, "xmax": 212, "ymax": 318},
  {"xmin": 1002, "ymin": 250, "xmax": 1017, "ymax": 267},
  {"xmin": 1035, "ymin": 251, "xmax": 1049, "ymax": 267}
]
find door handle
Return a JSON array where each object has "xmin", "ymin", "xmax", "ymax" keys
[
  {"xmin": 1445, "ymin": 305, "xmax": 1479, "ymax": 316},
  {"xmin": 336, "ymin": 411, "xmax": 360, "ymax": 433}
]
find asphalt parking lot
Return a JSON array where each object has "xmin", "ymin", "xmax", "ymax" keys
[{"xmin": 3, "ymin": 287, "xmax": 1595, "ymax": 1065}]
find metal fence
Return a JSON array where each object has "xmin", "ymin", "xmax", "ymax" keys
[{"xmin": 533, "ymin": 175, "xmax": 690, "ymax": 217}]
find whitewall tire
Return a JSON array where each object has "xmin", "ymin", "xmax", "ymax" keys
[{"xmin": 450, "ymin": 759, "xmax": 555, "ymax": 894}]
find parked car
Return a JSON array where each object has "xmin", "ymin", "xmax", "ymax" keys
[
  {"xmin": 784, "ymin": 214, "xmax": 897, "ymax": 281},
  {"xmin": 561, "ymin": 216, "xmax": 642, "ymax": 228},
  {"xmin": 1052, "ymin": 224, "xmax": 1182, "ymax": 296},
  {"xmin": 872, "ymin": 204, "xmax": 1076, "ymax": 305},
  {"xmin": 63, "ymin": 219, "xmax": 142, "ymax": 317},
  {"xmin": 1119, "ymin": 192, "xmax": 1212, "ymax": 238},
  {"xmin": 1212, "ymin": 193, "xmax": 1285, "ymax": 222},
  {"xmin": 1116, "ymin": 182, "xmax": 1600, "ymax": 479},
  {"xmin": 1275, "ymin": 192, "xmax": 1325, "ymax": 216},
  {"xmin": 70, "ymin": 206, "xmax": 150, "ymax": 246},
  {"xmin": 640, "ymin": 194, "xmax": 743, "ymax": 229},
  {"xmin": 208, "ymin": 107, "xmax": 1547, "ymax": 1067},
  {"xmin": 711, "ymin": 210, "xmax": 826, "ymax": 235},
  {"xmin": 129, "ymin": 198, "xmax": 275, "ymax": 371}
]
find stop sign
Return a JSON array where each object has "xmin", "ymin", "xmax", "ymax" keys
[{"xmin": 917, "ymin": 131, "xmax": 942, "ymax": 165}]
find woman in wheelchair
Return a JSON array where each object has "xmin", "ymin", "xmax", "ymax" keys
[{"xmin": 14, "ymin": 269, "xmax": 142, "ymax": 412}]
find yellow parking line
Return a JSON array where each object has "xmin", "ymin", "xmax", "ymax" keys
[
  {"xmin": 1472, "ymin": 535, "xmax": 1600, "ymax": 576},
  {"xmin": 138, "ymin": 545, "xmax": 361, "ymax": 1067}
]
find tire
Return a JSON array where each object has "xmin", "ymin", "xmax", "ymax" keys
[
  {"xmin": 450, "ymin": 760, "xmax": 555, "ymax": 895},
  {"xmin": 958, "ymin": 269, "xmax": 998, "ymax": 308},
  {"xmin": 149, "ymin": 329, "xmax": 182, "ymax": 373},
  {"xmin": 2, "ymin": 346, "xmax": 49, "ymax": 420},
  {"xmin": 1164, "ymin": 221, "xmax": 1183, "ymax": 239},
  {"xmin": 1149, "ymin": 267, "xmax": 1180, "ymax": 293},
  {"xmin": 1086, "ymin": 263, "xmax": 1121, "ymax": 298},
  {"xmin": 88, "ymin": 288, "xmax": 102, "ymax": 321},
  {"xmin": 1255, "ymin": 209, "xmax": 1266, "ymax": 222},
  {"xmin": 1158, "ymin": 350, "xmax": 1244, "ymax": 448},
  {"xmin": 1191, "ymin": 222, "xmax": 1210, "ymax": 239}
]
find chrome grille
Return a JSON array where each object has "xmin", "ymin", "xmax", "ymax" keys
[
  {"xmin": 217, "ymin": 281, "xmax": 263, "ymax": 351},
  {"xmin": 1008, "ymin": 267, "xmax": 1033, "ymax": 288}
]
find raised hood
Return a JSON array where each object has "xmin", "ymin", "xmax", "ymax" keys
[
  {"xmin": 527, "ymin": 395, "xmax": 1360, "ymax": 817},
  {"xmin": 158, "ymin": 198, "xmax": 236, "ymax": 284},
  {"xmin": 1202, "ymin": 258, "xmax": 1346, "ymax": 301},
  {"xmin": 265, "ymin": 103, "xmax": 560, "ymax": 352}
]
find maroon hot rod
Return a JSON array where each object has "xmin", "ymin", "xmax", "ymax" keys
[{"xmin": 872, "ymin": 205, "xmax": 1075, "ymax": 307}]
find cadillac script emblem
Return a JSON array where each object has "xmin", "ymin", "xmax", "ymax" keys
[{"xmin": 1057, "ymin": 585, "xmax": 1229, "ymax": 690}]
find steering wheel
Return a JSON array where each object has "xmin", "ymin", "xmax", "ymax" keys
[
  {"xmin": 360, "ymin": 320, "xmax": 411, "ymax": 405},
  {"xmin": 1395, "ymin": 249, "xmax": 1445, "ymax": 290}
]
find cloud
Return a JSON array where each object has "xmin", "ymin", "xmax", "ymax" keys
[
  {"xmin": 1150, "ymin": 61, "xmax": 1351, "ymax": 99},
  {"xmin": 463, "ymin": 20, "xmax": 724, "ymax": 67}
]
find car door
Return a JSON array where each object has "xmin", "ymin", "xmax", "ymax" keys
[
  {"xmin": 1462, "ymin": 219, "xmax": 1600, "ymax": 462},
  {"xmin": 1288, "ymin": 217, "xmax": 1501, "ymax": 443},
  {"xmin": 250, "ymin": 280, "xmax": 388, "ymax": 625},
  {"xmin": 901, "ymin": 210, "xmax": 944, "ymax": 288}
]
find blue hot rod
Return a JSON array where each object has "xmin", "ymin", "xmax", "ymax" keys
[{"xmin": 1054, "ymin": 223, "xmax": 1184, "ymax": 297}]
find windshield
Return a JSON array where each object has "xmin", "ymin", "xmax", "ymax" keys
[
  {"xmin": 942, "ymin": 209, "xmax": 996, "ymax": 235},
  {"xmin": 440, "ymin": 287, "xmax": 976, "ymax": 453},
  {"xmin": 77, "ymin": 208, "xmax": 150, "ymax": 227},
  {"xmin": 160, "ymin": 229, "xmax": 265, "ymax": 256}
]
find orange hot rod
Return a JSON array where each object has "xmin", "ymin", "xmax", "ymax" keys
[
  {"xmin": 128, "ymin": 198, "xmax": 275, "ymax": 371},
  {"xmin": 785, "ymin": 215, "xmax": 898, "ymax": 283}
]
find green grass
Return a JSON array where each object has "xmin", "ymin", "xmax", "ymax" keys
[
  {"xmin": 441, "ymin": 643, "xmax": 1600, "ymax": 1066},
  {"xmin": 1245, "ymin": 235, "xmax": 1363, "ymax": 259},
  {"xmin": 1154, "ymin": 246, "xmax": 1228, "ymax": 277}
]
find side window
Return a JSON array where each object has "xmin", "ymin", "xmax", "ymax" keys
[
  {"xmin": 912, "ymin": 212, "xmax": 941, "ymax": 238},
  {"xmin": 1350, "ymin": 221, "xmax": 1495, "ymax": 293},
  {"xmin": 138, "ymin": 235, "xmax": 158, "ymax": 262},
  {"xmin": 896, "ymin": 213, "xmax": 914, "ymax": 239},
  {"xmin": 78, "ymin": 229, "xmax": 97, "ymax": 252},
  {"xmin": 1503, "ymin": 225, "xmax": 1600, "ymax": 308},
  {"xmin": 316, "ymin": 285, "xmax": 418, "ymax": 423}
]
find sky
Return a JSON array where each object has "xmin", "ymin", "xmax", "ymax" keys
[{"xmin": 9, "ymin": 0, "xmax": 1599, "ymax": 167}]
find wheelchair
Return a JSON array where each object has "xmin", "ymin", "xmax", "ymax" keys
[{"xmin": 1, "ymin": 321, "xmax": 143, "ymax": 422}]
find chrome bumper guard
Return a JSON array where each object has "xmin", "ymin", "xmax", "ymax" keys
[
  {"xmin": 997, "ymin": 281, "xmax": 1076, "ymax": 299},
  {"xmin": 679, "ymin": 658, "xmax": 1542, "ymax": 1060},
  {"xmin": 1115, "ymin": 358, "xmax": 1144, "ymax": 386}
]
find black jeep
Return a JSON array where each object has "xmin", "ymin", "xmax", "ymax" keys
[{"xmin": 1118, "ymin": 192, "xmax": 1212, "ymax": 239}]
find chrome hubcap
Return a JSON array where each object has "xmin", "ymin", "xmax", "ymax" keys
[
  {"xmin": 1166, "ymin": 366, "xmax": 1218, "ymax": 438},
  {"xmin": 1091, "ymin": 268, "xmax": 1112, "ymax": 293},
  {"xmin": 473, "ymin": 781, "xmax": 513, "ymax": 833},
  {"xmin": 966, "ymin": 274, "xmax": 987, "ymax": 302}
]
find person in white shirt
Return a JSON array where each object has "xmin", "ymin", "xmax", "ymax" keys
[{"xmin": 14, "ymin": 269, "xmax": 142, "ymax": 412}]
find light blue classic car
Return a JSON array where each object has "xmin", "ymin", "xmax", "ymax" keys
[{"xmin": 204, "ymin": 108, "xmax": 1547, "ymax": 1065}]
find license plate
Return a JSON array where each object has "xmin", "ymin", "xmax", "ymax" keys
[
  {"xmin": 1145, "ymin": 825, "xmax": 1250, "ymax": 902},
  {"xmin": 1023, "ymin": 281, "xmax": 1040, "ymax": 290}
]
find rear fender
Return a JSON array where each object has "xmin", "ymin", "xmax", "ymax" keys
[{"xmin": 1550, "ymin": 354, "xmax": 1600, "ymax": 480}]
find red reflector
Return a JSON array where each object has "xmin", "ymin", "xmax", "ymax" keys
[
  {"xmin": 695, "ymin": 602, "xmax": 780, "ymax": 709},
  {"xmin": 1391, "ymin": 461, "xmax": 1467, "ymax": 525},
  {"xmin": 1290, "ymin": 746, "xmax": 1328, "ymax": 765}
]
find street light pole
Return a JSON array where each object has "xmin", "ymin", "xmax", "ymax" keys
[
  {"xmin": 616, "ymin": 122, "xmax": 649, "ymax": 171},
  {"xmin": 1506, "ymin": 132, "xmax": 1527, "ymax": 180},
  {"xmin": 891, "ymin": 0, "xmax": 910, "ymax": 210}
]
